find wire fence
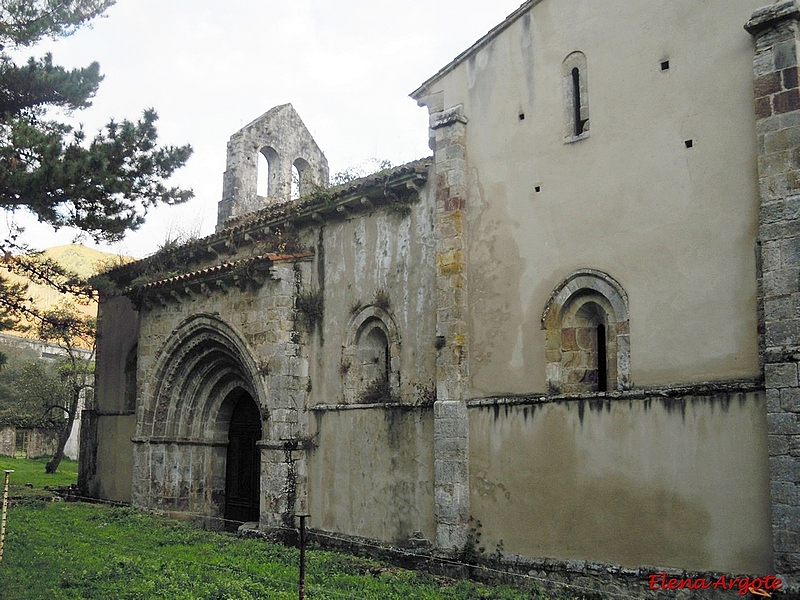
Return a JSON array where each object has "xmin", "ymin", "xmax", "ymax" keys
[{"xmin": 4, "ymin": 488, "xmax": 645, "ymax": 600}]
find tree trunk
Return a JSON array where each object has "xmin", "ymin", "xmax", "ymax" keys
[{"xmin": 45, "ymin": 387, "xmax": 80, "ymax": 474}]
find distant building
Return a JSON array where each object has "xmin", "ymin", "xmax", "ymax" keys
[{"xmin": 0, "ymin": 333, "xmax": 92, "ymax": 460}]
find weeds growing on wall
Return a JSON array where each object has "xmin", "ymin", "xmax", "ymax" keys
[
  {"xmin": 358, "ymin": 377, "xmax": 397, "ymax": 404},
  {"xmin": 413, "ymin": 383, "xmax": 436, "ymax": 405},
  {"xmin": 386, "ymin": 201, "xmax": 412, "ymax": 219},
  {"xmin": 459, "ymin": 517, "xmax": 485, "ymax": 566},
  {"xmin": 373, "ymin": 288, "xmax": 390, "ymax": 312},
  {"xmin": 349, "ymin": 300, "xmax": 363, "ymax": 316},
  {"xmin": 295, "ymin": 289, "xmax": 323, "ymax": 333},
  {"xmin": 330, "ymin": 159, "xmax": 394, "ymax": 186}
]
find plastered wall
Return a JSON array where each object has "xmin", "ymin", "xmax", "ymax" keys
[
  {"xmin": 308, "ymin": 407, "xmax": 435, "ymax": 544},
  {"xmin": 309, "ymin": 190, "xmax": 437, "ymax": 407},
  {"xmin": 469, "ymin": 391, "xmax": 772, "ymax": 573},
  {"xmin": 85, "ymin": 295, "xmax": 139, "ymax": 501},
  {"xmin": 417, "ymin": 0, "xmax": 766, "ymax": 395}
]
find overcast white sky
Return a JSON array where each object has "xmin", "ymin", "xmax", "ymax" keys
[{"xmin": 11, "ymin": 0, "xmax": 524, "ymax": 258}]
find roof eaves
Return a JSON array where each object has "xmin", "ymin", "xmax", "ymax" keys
[{"xmin": 101, "ymin": 157, "xmax": 431, "ymax": 287}]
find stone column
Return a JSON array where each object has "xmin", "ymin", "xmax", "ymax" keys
[
  {"xmin": 746, "ymin": 1, "xmax": 800, "ymax": 582},
  {"xmin": 430, "ymin": 105, "xmax": 471, "ymax": 551},
  {"xmin": 259, "ymin": 259, "xmax": 311, "ymax": 532}
]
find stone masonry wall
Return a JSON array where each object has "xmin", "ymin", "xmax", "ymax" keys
[
  {"xmin": 218, "ymin": 104, "xmax": 329, "ymax": 228},
  {"xmin": 0, "ymin": 427, "xmax": 14, "ymax": 457},
  {"xmin": 129, "ymin": 256, "xmax": 312, "ymax": 529},
  {"xmin": 430, "ymin": 104, "xmax": 471, "ymax": 551},
  {"xmin": 747, "ymin": 0, "xmax": 800, "ymax": 583}
]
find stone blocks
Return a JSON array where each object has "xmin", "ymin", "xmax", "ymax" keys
[
  {"xmin": 433, "ymin": 400, "xmax": 469, "ymax": 550},
  {"xmin": 0, "ymin": 427, "xmax": 14, "ymax": 457},
  {"xmin": 750, "ymin": 0, "xmax": 800, "ymax": 581}
]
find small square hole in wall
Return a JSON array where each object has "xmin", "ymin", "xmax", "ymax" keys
[
  {"xmin": 661, "ymin": 60, "xmax": 670, "ymax": 71},
  {"xmin": 518, "ymin": 112, "xmax": 525, "ymax": 121},
  {"xmin": 534, "ymin": 185, "xmax": 541, "ymax": 193},
  {"xmin": 684, "ymin": 139, "xmax": 693, "ymax": 148}
]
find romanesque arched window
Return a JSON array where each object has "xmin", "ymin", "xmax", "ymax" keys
[
  {"xmin": 542, "ymin": 270, "xmax": 630, "ymax": 394},
  {"xmin": 563, "ymin": 51, "xmax": 589, "ymax": 141},
  {"xmin": 342, "ymin": 306, "xmax": 400, "ymax": 403}
]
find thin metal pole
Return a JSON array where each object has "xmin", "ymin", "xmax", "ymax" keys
[
  {"xmin": 0, "ymin": 469, "xmax": 13, "ymax": 563},
  {"xmin": 298, "ymin": 514, "xmax": 307, "ymax": 600}
]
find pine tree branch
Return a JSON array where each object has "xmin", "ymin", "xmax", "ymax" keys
[{"xmin": 0, "ymin": 0, "xmax": 115, "ymax": 48}]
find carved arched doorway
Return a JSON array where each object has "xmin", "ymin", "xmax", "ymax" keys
[
  {"xmin": 133, "ymin": 314, "xmax": 267, "ymax": 526},
  {"xmin": 225, "ymin": 391, "xmax": 262, "ymax": 525}
]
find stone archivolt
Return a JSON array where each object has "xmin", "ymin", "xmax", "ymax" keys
[{"xmin": 139, "ymin": 314, "xmax": 265, "ymax": 442}]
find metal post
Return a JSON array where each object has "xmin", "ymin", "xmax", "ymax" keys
[
  {"xmin": 0, "ymin": 470, "xmax": 13, "ymax": 563},
  {"xmin": 298, "ymin": 514, "xmax": 308, "ymax": 600}
]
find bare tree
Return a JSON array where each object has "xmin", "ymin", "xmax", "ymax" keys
[{"xmin": 36, "ymin": 307, "xmax": 95, "ymax": 474}]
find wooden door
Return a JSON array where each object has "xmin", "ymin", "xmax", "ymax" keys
[{"xmin": 225, "ymin": 395, "xmax": 261, "ymax": 525}]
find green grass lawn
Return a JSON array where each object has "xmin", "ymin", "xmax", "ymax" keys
[
  {"xmin": 0, "ymin": 460, "xmax": 590, "ymax": 599},
  {"xmin": 0, "ymin": 455, "xmax": 78, "ymax": 493}
]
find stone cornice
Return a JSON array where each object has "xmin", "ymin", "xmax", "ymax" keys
[
  {"xmin": 131, "ymin": 436, "xmax": 228, "ymax": 447},
  {"xmin": 309, "ymin": 401, "xmax": 434, "ymax": 412},
  {"xmin": 130, "ymin": 252, "xmax": 313, "ymax": 308},
  {"xmin": 745, "ymin": 1, "xmax": 800, "ymax": 34},
  {"xmin": 465, "ymin": 378, "xmax": 764, "ymax": 408}
]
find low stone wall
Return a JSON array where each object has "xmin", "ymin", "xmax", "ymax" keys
[
  {"xmin": 0, "ymin": 426, "xmax": 14, "ymax": 457},
  {"xmin": 457, "ymin": 553, "xmax": 790, "ymax": 600},
  {"xmin": 25, "ymin": 429, "xmax": 57, "ymax": 459},
  {"xmin": 291, "ymin": 528, "xmax": 792, "ymax": 599}
]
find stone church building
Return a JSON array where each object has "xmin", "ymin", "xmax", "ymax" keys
[{"xmin": 82, "ymin": 0, "xmax": 800, "ymax": 586}]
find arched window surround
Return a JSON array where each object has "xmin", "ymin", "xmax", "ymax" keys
[
  {"xmin": 542, "ymin": 269, "xmax": 630, "ymax": 394},
  {"xmin": 342, "ymin": 306, "xmax": 401, "ymax": 403},
  {"xmin": 562, "ymin": 51, "xmax": 590, "ymax": 142}
]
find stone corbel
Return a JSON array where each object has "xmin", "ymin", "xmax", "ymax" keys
[{"xmin": 430, "ymin": 104, "xmax": 467, "ymax": 130}]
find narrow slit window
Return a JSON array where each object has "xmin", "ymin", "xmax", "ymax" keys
[
  {"xmin": 563, "ymin": 52, "xmax": 589, "ymax": 141},
  {"xmin": 597, "ymin": 323, "xmax": 607, "ymax": 392},
  {"xmin": 572, "ymin": 67, "xmax": 583, "ymax": 136},
  {"xmin": 291, "ymin": 165, "xmax": 301, "ymax": 200},
  {"xmin": 257, "ymin": 152, "xmax": 270, "ymax": 198}
]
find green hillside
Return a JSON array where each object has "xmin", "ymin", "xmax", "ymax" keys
[
  {"xmin": 2, "ymin": 244, "xmax": 132, "ymax": 333},
  {"xmin": 40, "ymin": 244, "xmax": 125, "ymax": 279}
]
